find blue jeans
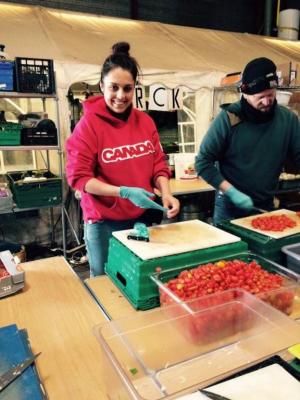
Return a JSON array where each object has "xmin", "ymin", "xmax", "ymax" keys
[
  {"xmin": 84, "ymin": 220, "xmax": 136, "ymax": 277},
  {"xmin": 213, "ymin": 191, "xmax": 273, "ymax": 226},
  {"xmin": 84, "ymin": 208, "xmax": 163, "ymax": 277}
]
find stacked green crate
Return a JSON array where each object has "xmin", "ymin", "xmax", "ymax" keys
[
  {"xmin": 217, "ymin": 220, "xmax": 300, "ymax": 265},
  {"xmin": 0, "ymin": 123, "xmax": 22, "ymax": 145},
  {"xmin": 105, "ymin": 238, "xmax": 248, "ymax": 310},
  {"xmin": 6, "ymin": 170, "xmax": 62, "ymax": 208}
]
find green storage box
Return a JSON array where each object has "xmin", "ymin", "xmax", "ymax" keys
[
  {"xmin": 6, "ymin": 170, "xmax": 62, "ymax": 208},
  {"xmin": 0, "ymin": 123, "xmax": 22, "ymax": 146},
  {"xmin": 105, "ymin": 238, "xmax": 248, "ymax": 310},
  {"xmin": 217, "ymin": 219, "xmax": 300, "ymax": 266}
]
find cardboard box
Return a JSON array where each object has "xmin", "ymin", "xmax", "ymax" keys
[{"xmin": 220, "ymin": 72, "xmax": 241, "ymax": 86}]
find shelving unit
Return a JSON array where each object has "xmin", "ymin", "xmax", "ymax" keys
[{"xmin": 0, "ymin": 91, "xmax": 67, "ymax": 257}]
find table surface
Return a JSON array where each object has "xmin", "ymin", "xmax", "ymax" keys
[
  {"xmin": 85, "ymin": 275, "xmax": 141, "ymax": 320},
  {"xmin": 2, "ymin": 256, "xmax": 299, "ymax": 399},
  {"xmin": 0, "ymin": 256, "xmax": 110, "ymax": 400},
  {"xmin": 167, "ymin": 178, "xmax": 214, "ymax": 195}
]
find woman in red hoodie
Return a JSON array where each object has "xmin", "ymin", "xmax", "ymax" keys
[{"xmin": 66, "ymin": 42, "xmax": 180, "ymax": 276}]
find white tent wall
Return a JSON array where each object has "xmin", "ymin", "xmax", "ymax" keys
[
  {"xmin": 195, "ymin": 88, "xmax": 215, "ymax": 151},
  {"xmin": 1, "ymin": 2, "xmax": 300, "ymax": 249},
  {"xmin": 2, "ymin": 3, "xmax": 300, "ymax": 73},
  {"xmin": 2, "ymin": 3, "xmax": 300, "ymax": 153}
]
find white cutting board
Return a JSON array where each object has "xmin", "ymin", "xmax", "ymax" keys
[
  {"xmin": 178, "ymin": 363, "xmax": 300, "ymax": 400},
  {"xmin": 231, "ymin": 209, "xmax": 300, "ymax": 239},
  {"xmin": 112, "ymin": 220, "xmax": 241, "ymax": 260}
]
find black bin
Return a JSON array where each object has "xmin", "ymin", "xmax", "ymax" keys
[{"xmin": 15, "ymin": 57, "xmax": 55, "ymax": 94}]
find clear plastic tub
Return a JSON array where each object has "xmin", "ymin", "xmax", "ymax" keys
[
  {"xmin": 151, "ymin": 252, "xmax": 300, "ymax": 320},
  {"xmin": 93, "ymin": 289, "xmax": 300, "ymax": 400}
]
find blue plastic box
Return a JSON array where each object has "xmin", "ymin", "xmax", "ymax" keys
[{"xmin": 0, "ymin": 61, "xmax": 14, "ymax": 91}]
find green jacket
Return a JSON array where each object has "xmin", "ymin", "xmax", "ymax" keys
[{"xmin": 195, "ymin": 101, "xmax": 300, "ymax": 205}]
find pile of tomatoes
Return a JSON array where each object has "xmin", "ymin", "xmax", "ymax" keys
[
  {"xmin": 160, "ymin": 259, "xmax": 294, "ymax": 315},
  {"xmin": 251, "ymin": 214, "xmax": 296, "ymax": 232},
  {"xmin": 160, "ymin": 259, "xmax": 294, "ymax": 343},
  {"xmin": 162, "ymin": 259, "xmax": 283, "ymax": 299}
]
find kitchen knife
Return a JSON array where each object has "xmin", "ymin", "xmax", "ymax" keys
[
  {"xmin": 0, "ymin": 352, "xmax": 41, "ymax": 392},
  {"xmin": 200, "ymin": 389, "xmax": 232, "ymax": 400},
  {"xmin": 252, "ymin": 207, "xmax": 268, "ymax": 214}
]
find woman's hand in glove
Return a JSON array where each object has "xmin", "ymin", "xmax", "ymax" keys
[
  {"xmin": 119, "ymin": 186, "xmax": 167, "ymax": 212},
  {"xmin": 225, "ymin": 186, "xmax": 253, "ymax": 210}
]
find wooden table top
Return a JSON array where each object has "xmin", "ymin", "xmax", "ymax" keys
[
  {"xmin": 0, "ymin": 256, "xmax": 109, "ymax": 400},
  {"xmin": 2, "ymin": 256, "xmax": 299, "ymax": 399},
  {"xmin": 85, "ymin": 275, "xmax": 141, "ymax": 320},
  {"xmin": 167, "ymin": 178, "xmax": 214, "ymax": 196}
]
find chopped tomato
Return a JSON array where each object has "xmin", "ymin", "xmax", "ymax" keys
[{"xmin": 251, "ymin": 214, "xmax": 296, "ymax": 232}]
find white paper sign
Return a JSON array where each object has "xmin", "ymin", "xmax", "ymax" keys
[
  {"xmin": 169, "ymin": 87, "xmax": 183, "ymax": 110},
  {"xmin": 134, "ymin": 85, "xmax": 146, "ymax": 110},
  {"xmin": 148, "ymin": 84, "xmax": 169, "ymax": 111},
  {"xmin": 147, "ymin": 84, "xmax": 183, "ymax": 111}
]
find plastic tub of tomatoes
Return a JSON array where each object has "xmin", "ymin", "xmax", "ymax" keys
[{"xmin": 151, "ymin": 252, "xmax": 300, "ymax": 343}]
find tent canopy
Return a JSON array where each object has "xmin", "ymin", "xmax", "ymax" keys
[
  {"xmin": 1, "ymin": 2, "xmax": 300, "ymax": 89},
  {"xmin": 1, "ymin": 2, "xmax": 299, "ymax": 147}
]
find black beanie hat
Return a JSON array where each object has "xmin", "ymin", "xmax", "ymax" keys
[{"xmin": 240, "ymin": 57, "xmax": 278, "ymax": 95}]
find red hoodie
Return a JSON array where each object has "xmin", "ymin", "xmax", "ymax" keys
[{"xmin": 66, "ymin": 96, "xmax": 171, "ymax": 222}]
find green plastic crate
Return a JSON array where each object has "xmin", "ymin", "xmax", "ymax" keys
[
  {"xmin": 6, "ymin": 170, "xmax": 62, "ymax": 208},
  {"xmin": 217, "ymin": 219, "xmax": 300, "ymax": 266},
  {"xmin": 105, "ymin": 238, "xmax": 248, "ymax": 310},
  {"xmin": 0, "ymin": 123, "xmax": 22, "ymax": 145}
]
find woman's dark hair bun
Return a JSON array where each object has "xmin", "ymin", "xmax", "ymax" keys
[
  {"xmin": 112, "ymin": 42, "xmax": 130, "ymax": 56},
  {"xmin": 101, "ymin": 41, "xmax": 139, "ymax": 82}
]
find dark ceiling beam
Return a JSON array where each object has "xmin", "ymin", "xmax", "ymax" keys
[
  {"xmin": 130, "ymin": 0, "xmax": 139, "ymax": 20},
  {"xmin": 264, "ymin": 0, "xmax": 273, "ymax": 36}
]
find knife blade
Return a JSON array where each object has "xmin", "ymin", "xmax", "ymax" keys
[
  {"xmin": 0, "ymin": 352, "xmax": 41, "ymax": 392},
  {"xmin": 200, "ymin": 388, "xmax": 232, "ymax": 400},
  {"xmin": 252, "ymin": 207, "xmax": 268, "ymax": 214}
]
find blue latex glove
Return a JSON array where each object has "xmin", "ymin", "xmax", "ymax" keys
[
  {"xmin": 225, "ymin": 186, "xmax": 253, "ymax": 210},
  {"xmin": 119, "ymin": 186, "xmax": 167, "ymax": 212}
]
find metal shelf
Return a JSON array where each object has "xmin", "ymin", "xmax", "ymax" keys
[
  {"xmin": 0, "ymin": 145, "xmax": 59, "ymax": 151},
  {"xmin": 0, "ymin": 91, "xmax": 56, "ymax": 99},
  {"xmin": 0, "ymin": 93, "xmax": 67, "ymax": 257},
  {"xmin": 0, "ymin": 203, "xmax": 63, "ymax": 215}
]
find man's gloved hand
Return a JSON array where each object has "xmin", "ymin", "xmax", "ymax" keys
[
  {"xmin": 225, "ymin": 186, "xmax": 253, "ymax": 210},
  {"xmin": 119, "ymin": 186, "xmax": 167, "ymax": 212}
]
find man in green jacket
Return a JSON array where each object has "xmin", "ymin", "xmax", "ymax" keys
[{"xmin": 195, "ymin": 57, "xmax": 300, "ymax": 224}]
